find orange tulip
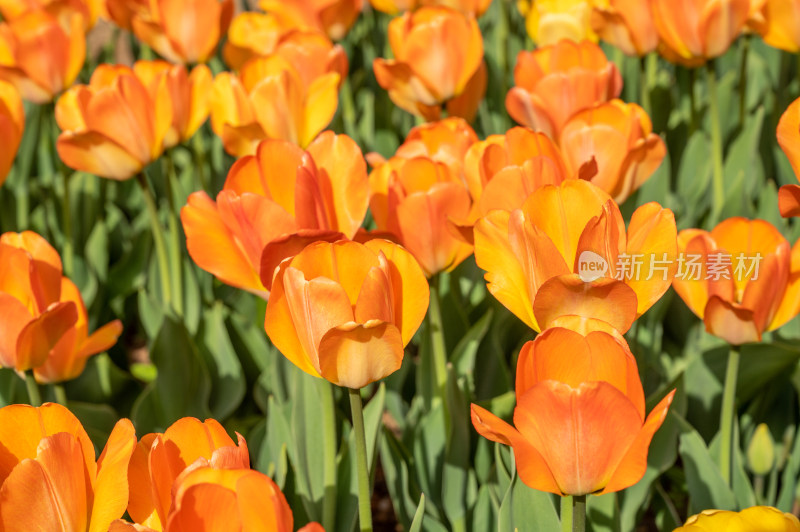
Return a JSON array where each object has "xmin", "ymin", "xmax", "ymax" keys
[
  {"xmin": 0, "ymin": 402, "xmax": 136, "ymax": 532},
  {"xmin": 181, "ymin": 132, "xmax": 368, "ymax": 297},
  {"xmin": 222, "ymin": 12, "xmax": 289, "ymax": 69},
  {"xmin": 471, "ymin": 327, "xmax": 675, "ymax": 495},
  {"xmin": 517, "ymin": 0, "xmax": 596, "ymax": 45},
  {"xmin": 132, "ymin": 60, "xmax": 212, "ymax": 148},
  {"xmin": 259, "ymin": 0, "xmax": 362, "ymax": 41},
  {"xmin": 651, "ymin": 0, "xmax": 750, "ymax": 66},
  {"xmin": 0, "ymin": 0, "xmax": 103, "ymax": 27},
  {"xmin": 674, "ymin": 507, "xmax": 800, "ymax": 532},
  {"xmin": 749, "ymin": 0, "xmax": 800, "ymax": 52},
  {"xmin": 369, "ymin": 118, "xmax": 477, "ymax": 276},
  {"xmin": 55, "ymin": 64, "xmax": 171, "ymax": 180},
  {"xmin": 0, "ymin": 231, "xmax": 79, "ymax": 372},
  {"xmin": 126, "ymin": 417, "xmax": 250, "ymax": 530},
  {"xmin": 559, "ymin": 100, "xmax": 666, "ymax": 204},
  {"xmin": 0, "ymin": 9, "xmax": 85, "ymax": 103},
  {"xmin": 506, "ymin": 39, "xmax": 622, "ymax": 138},
  {"xmin": 209, "ymin": 55, "xmax": 339, "ymax": 155},
  {"xmin": 473, "ymin": 179, "xmax": 677, "ymax": 334},
  {"xmin": 369, "ymin": 0, "xmax": 491, "ymax": 16},
  {"xmin": 590, "ymin": 0, "xmax": 659, "ymax": 56},
  {"xmin": 777, "ymin": 96, "xmax": 800, "ymax": 217},
  {"xmin": 373, "ymin": 6, "xmax": 487, "ymax": 121},
  {"xmin": 265, "ymin": 239, "xmax": 429, "ymax": 389},
  {"xmin": 672, "ymin": 218, "xmax": 800, "ymax": 345},
  {"xmin": 121, "ymin": 0, "xmax": 233, "ymax": 64},
  {"xmin": 0, "ymin": 79, "xmax": 24, "ymax": 187}
]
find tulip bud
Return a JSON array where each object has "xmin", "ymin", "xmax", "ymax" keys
[{"xmin": 747, "ymin": 423, "xmax": 776, "ymax": 476}]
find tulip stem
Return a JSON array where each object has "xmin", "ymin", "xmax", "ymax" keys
[
  {"xmin": 738, "ymin": 36, "xmax": 750, "ymax": 128},
  {"xmin": 719, "ymin": 343, "xmax": 740, "ymax": 486},
  {"xmin": 53, "ymin": 383, "xmax": 67, "ymax": 406},
  {"xmin": 60, "ymin": 167, "xmax": 73, "ymax": 278},
  {"xmin": 164, "ymin": 153, "xmax": 184, "ymax": 317},
  {"xmin": 24, "ymin": 371, "xmax": 41, "ymax": 406},
  {"xmin": 320, "ymin": 379, "xmax": 338, "ymax": 531},
  {"xmin": 428, "ymin": 275, "xmax": 448, "ymax": 403},
  {"xmin": 640, "ymin": 57, "xmax": 651, "ymax": 116},
  {"xmin": 560, "ymin": 496, "xmax": 572, "ymax": 532},
  {"xmin": 349, "ymin": 388, "xmax": 373, "ymax": 532},
  {"xmin": 706, "ymin": 61, "xmax": 725, "ymax": 223},
  {"xmin": 572, "ymin": 495, "xmax": 586, "ymax": 532},
  {"xmin": 136, "ymin": 173, "xmax": 173, "ymax": 310}
]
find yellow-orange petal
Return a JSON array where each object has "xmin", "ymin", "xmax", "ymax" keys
[
  {"xmin": 56, "ymin": 131, "xmax": 144, "ymax": 180},
  {"xmin": 15, "ymin": 300, "xmax": 78, "ymax": 371},
  {"xmin": 703, "ymin": 295, "xmax": 761, "ymax": 345},
  {"xmin": 259, "ymin": 230, "xmax": 345, "ymax": 290},
  {"xmin": 90, "ymin": 418, "xmax": 137, "ymax": 532},
  {"xmin": 317, "ymin": 321, "xmax": 404, "ymax": 388}
]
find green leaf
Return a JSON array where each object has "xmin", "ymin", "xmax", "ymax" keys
[
  {"xmin": 679, "ymin": 430, "xmax": 737, "ymax": 514},
  {"xmin": 197, "ymin": 303, "xmax": 245, "ymax": 420},
  {"xmin": 409, "ymin": 493, "xmax": 426, "ymax": 532}
]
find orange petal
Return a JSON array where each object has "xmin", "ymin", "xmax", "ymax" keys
[
  {"xmin": 234, "ymin": 471, "xmax": 294, "ymax": 532},
  {"xmin": 56, "ymin": 130, "xmax": 144, "ymax": 181},
  {"xmin": 126, "ymin": 433, "xmax": 159, "ymax": 527},
  {"xmin": 778, "ymin": 96, "xmax": 800, "ymax": 180},
  {"xmin": 166, "ymin": 482, "xmax": 242, "ymax": 532},
  {"xmin": 445, "ymin": 60, "xmax": 487, "ymax": 122},
  {"xmin": 301, "ymin": 73, "xmax": 340, "ymax": 148},
  {"xmin": 703, "ymin": 295, "xmax": 761, "ymax": 345},
  {"xmin": 90, "ymin": 418, "xmax": 137, "ymax": 532},
  {"xmin": 779, "ymin": 184, "xmax": 800, "ymax": 217},
  {"xmin": 79, "ymin": 319, "xmax": 123, "ymax": 359},
  {"xmin": 16, "ymin": 301, "xmax": 78, "ymax": 371},
  {"xmin": 0, "ymin": 293, "xmax": 33, "ymax": 368},
  {"xmin": 770, "ymin": 238, "xmax": 800, "ymax": 331},
  {"xmin": 259, "ymin": 230, "xmax": 345, "ymax": 290}
]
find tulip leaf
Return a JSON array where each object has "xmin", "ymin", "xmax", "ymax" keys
[
  {"xmin": 0, "ymin": 368, "xmax": 21, "ymax": 407},
  {"xmin": 409, "ymin": 493, "xmax": 426, "ymax": 532},
  {"xmin": 679, "ymin": 429, "xmax": 737, "ymax": 514},
  {"xmin": 197, "ymin": 302, "xmax": 245, "ymax": 420}
]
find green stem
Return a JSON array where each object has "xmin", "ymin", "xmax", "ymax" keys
[
  {"xmin": 572, "ymin": 494, "xmax": 586, "ymax": 532},
  {"xmin": 53, "ymin": 383, "xmax": 67, "ymax": 406},
  {"xmin": 15, "ymin": 104, "xmax": 43, "ymax": 229},
  {"xmin": 719, "ymin": 344, "xmax": 741, "ymax": 486},
  {"xmin": 739, "ymin": 36, "xmax": 750, "ymax": 129},
  {"xmin": 706, "ymin": 62, "xmax": 725, "ymax": 223},
  {"xmin": 164, "ymin": 153, "xmax": 184, "ymax": 316},
  {"xmin": 428, "ymin": 275, "xmax": 448, "ymax": 401},
  {"xmin": 640, "ymin": 56, "xmax": 651, "ymax": 116},
  {"xmin": 688, "ymin": 68, "xmax": 698, "ymax": 136},
  {"xmin": 319, "ymin": 379, "xmax": 338, "ymax": 532},
  {"xmin": 136, "ymin": 173, "xmax": 173, "ymax": 309},
  {"xmin": 61, "ymin": 167, "xmax": 73, "ymax": 278},
  {"xmin": 349, "ymin": 388, "xmax": 373, "ymax": 532},
  {"xmin": 191, "ymin": 132, "xmax": 208, "ymax": 192},
  {"xmin": 24, "ymin": 371, "xmax": 41, "ymax": 406},
  {"xmin": 560, "ymin": 496, "xmax": 573, "ymax": 532}
]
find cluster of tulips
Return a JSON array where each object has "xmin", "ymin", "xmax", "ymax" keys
[{"xmin": 3, "ymin": 0, "xmax": 800, "ymax": 530}]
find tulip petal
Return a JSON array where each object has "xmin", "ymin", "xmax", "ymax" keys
[
  {"xmin": 16, "ymin": 301, "xmax": 78, "ymax": 371},
  {"xmin": 703, "ymin": 295, "xmax": 761, "ymax": 345},
  {"xmin": 90, "ymin": 419, "xmax": 137, "ymax": 532},
  {"xmin": 778, "ymin": 96, "xmax": 800, "ymax": 180},
  {"xmin": 167, "ymin": 483, "xmax": 241, "ymax": 532},
  {"xmin": 301, "ymin": 72, "xmax": 340, "ymax": 148},
  {"xmin": 0, "ymin": 293, "xmax": 32, "ymax": 368},
  {"xmin": 779, "ymin": 185, "xmax": 800, "ymax": 218},
  {"xmin": 79, "ymin": 319, "xmax": 123, "ymax": 359},
  {"xmin": 235, "ymin": 472, "xmax": 294, "ymax": 532},
  {"xmin": 259, "ymin": 230, "xmax": 345, "ymax": 290},
  {"xmin": 56, "ymin": 131, "xmax": 144, "ymax": 180}
]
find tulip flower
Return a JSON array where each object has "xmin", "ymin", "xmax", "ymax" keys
[
  {"xmin": 0, "ymin": 231, "xmax": 78, "ymax": 372},
  {"xmin": 672, "ymin": 218, "xmax": 800, "ymax": 345},
  {"xmin": 506, "ymin": 39, "xmax": 623, "ymax": 138},
  {"xmin": 559, "ymin": 100, "xmax": 666, "ymax": 204},
  {"xmin": 55, "ymin": 64, "xmax": 171, "ymax": 180},
  {"xmin": 674, "ymin": 507, "xmax": 800, "ymax": 531},
  {"xmin": 222, "ymin": 12, "xmax": 289, "ymax": 69},
  {"xmin": 259, "ymin": 0, "xmax": 362, "ymax": 41},
  {"xmin": 369, "ymin": 0, "xmax": 491, "ymax": 16},
  {"xmin": 265, "ymin": 239, "xmax": 429, "ymax": 389},
  {"xmin": 0, "ymin": 0, "xmax": 103, "ymax": 27},
  {"xmin": 181, "ymin": 133, "xmax": 368, "ymax": 297},
  {"xmin": 369, "ymin": 118, "xmax": 477, "ymax": 276},
  {"xmin": 126, "ymin": 417, "xmax": 250, "ymax": 530},
  {"xmin": 132, "ymin": 60, "xmax": 212, "ymax": 148},
  {"xmin": 777, "ymin": 96, "xmax": 800, "ymax": 217},
  {"xmin": 0, "ymin": 9, "xmax": 85, "ymax": 103},
  {"xmin": 373, "ymin": 6, "xmax": 487, "ymax": 121},
  {"xmin": 517, "ymin": 0, "xmax": 596, "ymax": 45},
  {"xmin": 473, "ymin": 179, "xmax": 677, "ymax": 334},
  {"xmin": 651, "ymin": 0, "xmax": 750, "ymax": 66},
  {"xmin": 104, "ymin": 0, "xmax": 148, "ymax": 31},
  {"xmin": 590, "ymin": 0, "xmax": 659, "ymax": 56},
  {"xmin": 0, "ymin": 402, "xmax": 136, "ymax": 532},
  {"xmin": 0, "ymin": 79, "xmax": 24, "ymax": 187},
  {"xmin": 210, "ymin": 55, "xmax": 339, "ymax": 155},
  {"xmin": 471, "ymin": 327, "xmax": 675, "ymax": 495},
  {"xmin": 749, "ymin": 0, "xmax": 800, "ymax": 52}
]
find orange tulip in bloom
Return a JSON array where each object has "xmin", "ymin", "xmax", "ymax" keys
[
  {"xmin": 369, "ymin": 118, "xmax": 477, "ymax": 276},
  {"xmin": 590, "ymin": 0, "xmax": 659, "ymax": 56},
  {"xmin": 265, "ymin": 239, "xmax": 429, "ymax": 389},
  {"xmin": 181, "ymin": 133, "xmax": 368, "ymax": 297},
  {"xmin": 259, "ymin": 0, "xmax": 362, "ymax": 41},
  {"xmin": 210, "ymin": 55, "xmax": 339, "ymax": 155},
  {"xmin": 373, "ymin": 6, "xmax": 487, "ymax": 121},
  {"xmin": 517, "ymin": 0, "xmax": 596, "ymax": 45},
  {"xmin": 0, "ymin": 0, "xmax": 103, "ymax": 26},
  {"xmin": 0, "ymin": 9, "xmax": 85, "ymax": 103},
  {"xmin": 55, "ymin": 64, "xmax": 171, "ymax": 180},
  {"xmin": 559, "ymin": 100, "xmax": 666, "ymax": 204},
  {"xmin": 674, "ymin": 507, "xmax": 800, "ymax": 531},
  {"xmin": 474, "ymin": 179, "xmax": 677, "ymax": 333},
  {"xmin": 672, "ymin": 218, "xmax": 800, "ymax": 345},
  {"xmin": 368, "ymin": 0, "xmax": 492, "ymax": 16},
  {"xmin": 506, "ymin": 39, "xmax": 623, "ymax": 138},
  {"xmin": 0, "ymin": 402, "xmax": 136, "ymax": 532},
  {"xmin": 750, "ymin": 0, "xmax": 800, "ymax": 52},
  {"xmin": 777, "ymin": 96, "xmax": 800, "ymax": 217},
  {"xmin": 651, "ymin": 0, "xmax": 750, "ymax": 66},
  {"xmin": 0, "ymin": 79, "xmax": 24, "ymax": 187},
  {"xmin": 471, "ymin": 327, "xmax": 675, "ymax": 495}
]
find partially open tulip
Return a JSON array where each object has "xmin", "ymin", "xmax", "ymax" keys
[
  {"xmin": 750, "ymin": 0, "xmax": 800, "ymax": 52},
  {"xmin": 0, "ymin": 79, "xmax": 24, "ymax": 187},
  {"xmin": 590, "ymin": 0, "xmax": 659, "ymax": 56},
  {"xmin": 651, "ymin": 0, "xmax": 751, "ymax": 66},
  {"xmin": 672, "ymin": 218, "xmax": 800, "ymax": 345},
  {"xmin": 126, "ymin": 417, "xmax": 250, "ymax": 530},
  {"xmin": 506, "ymin": 39, "xmax": 622, "ymax": 138},
  {"xmin": 474, "ymin": 179, "xmax": 677, "ymax": 334},
  {"xmin": 0, "ymin": 0, "xmax": 103, "ymax": 27},
  {"xmin": 674, "ymin": 507, "xmax": 800, "ymax": 531},
  {"xmin": 373, "ymin": 6, "xmax": 487, "ymax": 121},
  {"xmin": 0, "ymin": 9, "xmax": 85, "ymax": 103},
  {"xmin": 559, "ymin": 100, "xmax": 666, "ymax": 204},
  {"xmin": 517, "ymin": 0, "xmax": 596, "ymax": 45},
  {"xmin": 471, "ymin": 327, "xmax": 675, "ymax": 495},
  {"xmin": 0, "ymin": 402, "xmax": 136, "ymax": 532},
  {"xmin": 369, "ymin": 0, "xmax": 492, "ymax": 16},
  {"xmin": 265, "ymin": 239, "xmax": 429, "ymax": 389},
  {"xmin": 259, "ymin": 0, "xmax": 362, "ymax": 41},
  {"xmin": 210, "ymin": 55, "xmax": 339, "ymax": 155},
  {"xmin": 222, "ymin": 12, "xmax": 289, "ymax": 69},
  {"xmin": 777, "ymin": 96, "xmax": 800, "ymax": 217},
  {"xmin": 369, "ymin": 118, "xmax": 477, "ymax": 276},
  {"xmin": 181, "ymin": 133, "xmax": 368, "ymax": 297},
  {"xmin": 0, "ymin": 231, "xmax": 78, "ymax": 372},
  {"xmin": 55, "ymin": 64, "xmax": 171, "ymax": 180}
]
